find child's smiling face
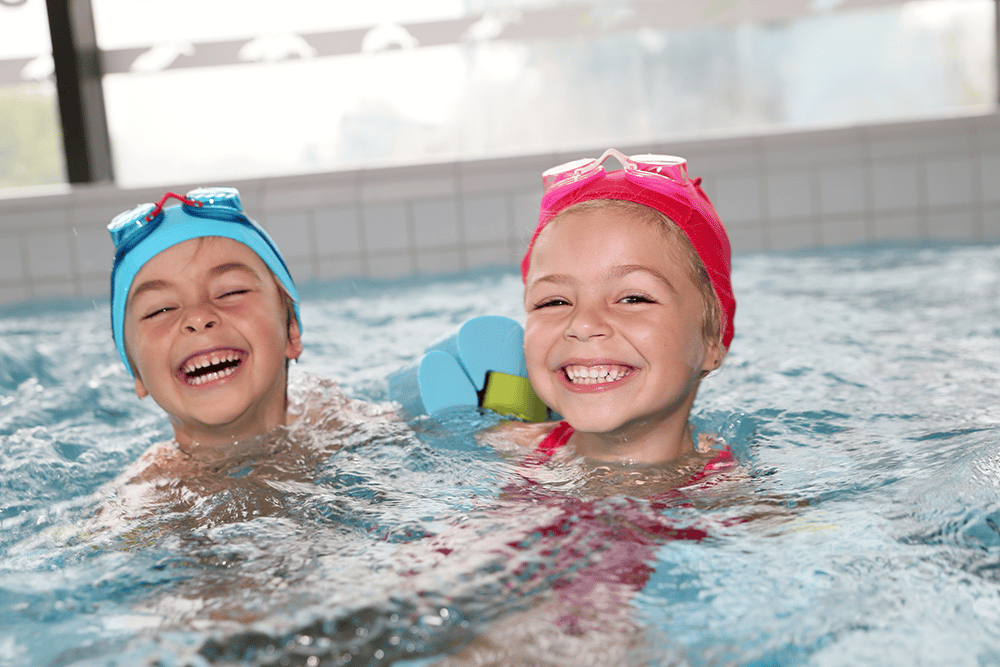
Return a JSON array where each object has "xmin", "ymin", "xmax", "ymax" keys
[
  {"xmin": 123, "ymin": 236, "xmax": 302, "ymax": 448},
  {"xmin": 523, "ymin": 205, "xmax": 721, "ymax": 462}
]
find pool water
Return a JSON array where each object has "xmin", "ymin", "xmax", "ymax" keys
[{"xmin": 2, "ymin": 242, "xmax": 999, "ymax": 666}]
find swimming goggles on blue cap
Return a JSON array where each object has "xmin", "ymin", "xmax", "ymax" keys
[{"xmin": 109, "ymin": 187, "xmax": 301, "ymax": 376}]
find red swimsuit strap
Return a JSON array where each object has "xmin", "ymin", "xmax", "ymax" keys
[
  {"xmin": 534, "ymin": 421, "xmax": 575, "ymax": 459},
  {"xmin": 686, "ymin": 447, "xmax": 734, "ymax": 484}
]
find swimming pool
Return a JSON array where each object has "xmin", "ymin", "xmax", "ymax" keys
[{"xmin": 2, "ymin": 241, "xmax": 999, "ymax": 666}]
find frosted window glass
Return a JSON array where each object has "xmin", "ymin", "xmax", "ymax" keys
[
  {"xmin": 0, "ymin": 0, "xmax": 65, "ymax": 190},
  {"xmin": 87, "ymin": 0, "xmax": 994, "ymax": 188}
]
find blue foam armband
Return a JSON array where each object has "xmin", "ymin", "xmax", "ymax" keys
[
  {"xmin": 426, "ymin": 315, "xmax": 527, "ymax": 390},
  {"xmin": 387, "ymin": 316, "xmax": 548, "ymax": 422}
]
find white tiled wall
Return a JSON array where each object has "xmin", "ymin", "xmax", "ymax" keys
[{"xmin": 1, "ymin": 110, "xmax": 999, "ymax": 306}]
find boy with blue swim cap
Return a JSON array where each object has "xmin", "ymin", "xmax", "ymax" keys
[{"xmin": 108, "ymin": 187, "xmax": 305, "ymax": 453}]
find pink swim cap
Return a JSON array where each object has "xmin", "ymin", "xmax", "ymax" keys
[{"xmin": 520, "ymin": 157, "xmax": 735, "ymax": 349}]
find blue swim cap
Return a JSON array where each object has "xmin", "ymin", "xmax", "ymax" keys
[{"xmin": 108, "ymin": 187, "xmax": 301, "ymax": 377}]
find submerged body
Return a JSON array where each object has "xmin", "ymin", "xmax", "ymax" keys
[{"xmin": 98, "ymin": 374, "xmax": 397, "ymax": 526}]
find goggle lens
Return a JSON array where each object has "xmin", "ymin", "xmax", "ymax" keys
[
  {"xmin": 630, "ymin": 154, "xmax": 689, "ymax": 184},
  {"xmin": 184, "ymin": 187, "xmax": 243, "ymax": 215},
  {"xmin": 541, "ymin": 157, "xmax": 599, "ymax": 190}
]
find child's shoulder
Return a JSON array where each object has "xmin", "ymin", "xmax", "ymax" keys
[
  {"xmin": 91, "ymin": 439, "xmax": 190, "ymax": 526},
  {"xmin": 477, "ymin": 419, "xmax": 561, "ymax": 454},
  {"xmin": 122, "ymin": 439, "xmax": 191, "ymax": 484}
]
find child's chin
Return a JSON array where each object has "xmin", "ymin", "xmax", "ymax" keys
[
  {"xmin": 559, "ymin": 411, "xmax": 626, "ymax": 436},
  {"xmin": 180, "ymin": 403, "xmax": 254, "ymax": 430}
]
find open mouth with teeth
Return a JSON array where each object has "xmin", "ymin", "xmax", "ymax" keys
[
  {"xmin": 178, "ymin": 349, "xmax": 246, "ymax": 386},
  {"xmin": 562, "ymin": 364, "xmax": 635, "ymax": 386}
]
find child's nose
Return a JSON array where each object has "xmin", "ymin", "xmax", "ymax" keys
[
  {"xmin": 181, "ymin": 305, "xmax": 219, "ymax": 333},
  {"xmin": 564, "ymin": 303, "xmax": 611, "ymax": 341}
]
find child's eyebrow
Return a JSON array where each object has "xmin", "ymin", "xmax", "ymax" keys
[
  {"xmin": 528, "ymin": 265, "xmax": 676, "ymax": 292},
  {"xmin": 209, "ymin": 262, "xmax": 263, "ymax": 279},
  {"xmin": 528, "ymin": 273, "xmax": 573, "ymax": 288},
  {"xmin": 606, "ymin": 264, "xmax": 678, "ymax": 292},
  {"xmin": 128, "ymin": 279, "xmax": 171, "ymax": 305}
]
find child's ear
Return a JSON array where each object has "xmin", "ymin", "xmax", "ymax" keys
[
  {"xmin": 701, "ymin": 340, "xmax": 726, "ymax": 375},
  {"xmin": 134, "ymin": 375, "xmax": 149, "ymax": 399},
  {"xmin": 285, "ymin": 318, "xmax": 303, "ymax": 361}
]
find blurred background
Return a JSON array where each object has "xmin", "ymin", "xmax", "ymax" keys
[
  {"xmin": 1, "ymin": 0, "xmax": 993, "ymax": 189},
  {"xmin": 0, "ymin": 0, "xmax": 996, "ymax": 304}
]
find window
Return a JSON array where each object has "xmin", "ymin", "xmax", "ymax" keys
[
  {"xmin": 0, "ymin": 0, "xmax": 65, "ymax": 190},
  {"xmin": 2, "ymin": 0, "xmax": 995, "ymax": 189}
]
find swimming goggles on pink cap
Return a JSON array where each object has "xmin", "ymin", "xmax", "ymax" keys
[
  {"xmin": 541, "ymin": 148, "xmax": 691, "ymax": 195},
  {"xmin": 523, "ymin": 148, "xmax": 735, "ymax": 349}
]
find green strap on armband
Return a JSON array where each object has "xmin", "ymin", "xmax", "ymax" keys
[{"xmin": 480, "ymin": 372, "xmax": 549, "ymax": 423}]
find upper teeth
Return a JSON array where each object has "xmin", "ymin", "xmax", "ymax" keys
[
  {"xmin": 564, "ymin": 365, "xmax": 630, "ymax": 384},
  {"xmin": 183, "ymin": 351, "xmax": 240, "ymax": 374},
  {"xmin": 181, "ymin": 351, "xmax": 242, "ymax": 386}
]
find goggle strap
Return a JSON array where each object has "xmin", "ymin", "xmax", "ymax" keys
[{"xmin": 144, "ymin": 192, "xmax": 204, "ymax": 222}]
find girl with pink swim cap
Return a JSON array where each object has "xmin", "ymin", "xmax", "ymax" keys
[
  {"xmin": 440, "ymin": 158, "xmax": 738, "ymax": 660},
  {"xmin": 493, "ymin": 148, "xmax": 736, "ymax": 475}
]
